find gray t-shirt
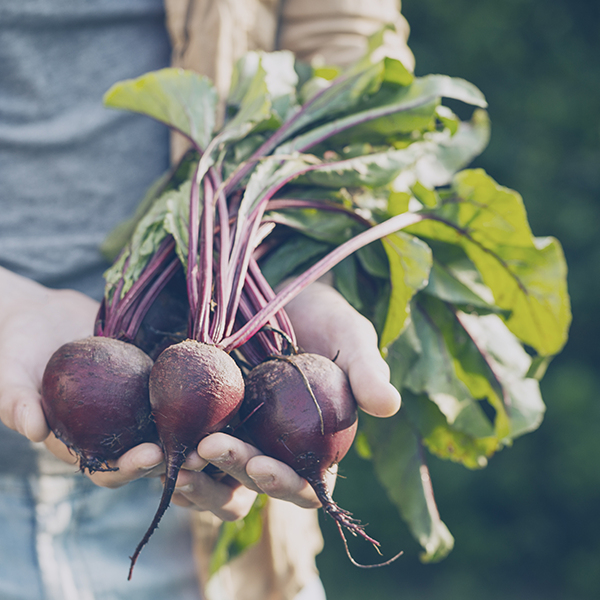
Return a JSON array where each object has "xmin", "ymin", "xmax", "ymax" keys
[
  {"xmin": 0, "ymin": 0, "xmax": 171, "ymax": 299},
  {"xmin": 0, "ymin": 0, "xmax": 172, "ymax": 474}
]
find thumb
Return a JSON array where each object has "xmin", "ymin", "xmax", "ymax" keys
[
  {"xmin": 284, "ymin": 281, "xmax": 401, "ymax": 418},
  {"xmin": 0, "ymin": 382, "xmax": 50, "ymax": 442}
]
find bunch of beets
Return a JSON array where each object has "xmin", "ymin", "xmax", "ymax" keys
[{"xmin": 39, "ymin": 41, "xmax": 490, "ymax": 577}]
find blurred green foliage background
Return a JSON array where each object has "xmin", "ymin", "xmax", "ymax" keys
[{"xmin": 316, "ymin": 1, "xmax": 600, "ymax": 598}]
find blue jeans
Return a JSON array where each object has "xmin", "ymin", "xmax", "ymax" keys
[{"xmin": 0, "ymin": 473, "xmax": 201, "ymax": 600}]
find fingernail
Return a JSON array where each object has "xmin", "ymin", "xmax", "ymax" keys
[
  {"xmin": 177, "ymin": 484, "xmax": 194, "ymax": 493},
  {"xmin": 249, "ymin": 473, "xmax": 274, "ymax": 487},
  {"xmin": 18, "ymin": 404, "xmax": 30, "ymax": 439},
  {"xmin": 140, "ymin": 461, "xmax": 162, "ymax": 471},
  {"xmin": 207, "ymin": 450, "xmax": 232, "ymax": 466}
]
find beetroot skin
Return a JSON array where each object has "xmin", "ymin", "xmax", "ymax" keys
[
  {"xmin": 41, "ymin": 336, "xmax": 157, "ymax": 473},
  {"xmin": 128, "ymin": 339, "xmax": 245, "ymax": 579},
  {"xmin": 240, "ymin": 353, "xmax": 387, "ymax": 547},
  {"xmin": 241, "ymin": 353, "xmax": 358, "ymax": 477}
]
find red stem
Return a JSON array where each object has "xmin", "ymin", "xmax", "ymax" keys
[
  {"xmin": 195, "ymin": 176, "xmax": 214, "ymax": 342},
  {"xmin": 187, "ymin": 162, "xmax": 202, "ymax": 321},
  {"xmin": 221, "ymin": 212, "xmax": 426, "ymax": 351}
]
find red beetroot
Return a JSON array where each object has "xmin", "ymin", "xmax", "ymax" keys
[
  {"xmin": 127, "ymin": 339, "xmax": 245, "ymax": 579},
  {"xmin": 41, "ymin": 336, "xmax": 157, "ymax": 473},
  {"xmin": 240, "ymin": 353, "xmax": 380, "ymax": 545}
]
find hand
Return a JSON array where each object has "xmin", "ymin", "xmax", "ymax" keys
[
  {"xmin": 282, "ymin": 280, "xmax": 401, "ymax": 418},
  {"xmin": 174, "ymin": 281, "xmax": 399, "ymax": 517},
  {"xmin": 0, "ymin": 268, "xmax": 99, "ymax": 442}
]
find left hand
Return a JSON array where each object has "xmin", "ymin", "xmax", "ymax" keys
[{"xmin": 172, "ymin": 281, "xmax": 400, "ymax": 518}]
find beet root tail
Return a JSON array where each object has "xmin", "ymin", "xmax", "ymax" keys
[
  {"xmin": 128, "ymin": 453, "xmax": 185, "ymax": 580},
  {"xmin": 308, "ymin": 476, "xmax": 404, "ymax": 569},
  {"xmin": 308, "ymin": 477, "xmax": 380, "ymax": 546}
]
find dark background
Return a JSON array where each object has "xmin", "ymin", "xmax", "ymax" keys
[{"xmin": 317, "ymin": 1, "xmax": 600, "ymax": 598}]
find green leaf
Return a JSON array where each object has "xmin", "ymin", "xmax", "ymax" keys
[
  {"xmin": 423, "ymin": 259, "xmax": 498, "ymax": 312},
  {"xmin": 402, "ymin": 392, "xmax": 496, "ymax": 469},
  {"xmin": 290, "ymin": 62, "xmax": 387, "ymax": 141},
  {"xmin": 457, "ymin": 312, "xmax": 546, "ymax": 439},
  {"xmin": 435, "ymin": 105, "xmax": 459, "ymax": 135},
  {"xmin": 296, "ymin": 147, "xmax": 418, "ymax": 189},
  {"xmin": 404, "ymin": 297, "xmax": 499, "ymax": 443},
  {"xmin": 264, "ymin": 206, "xmax": 360, "ymax": 245},
  {"xmin": 103, "ymin": 195, "xmax": 171, "ymax": 300},
  {"xmin": 392, "ymin": 109, "xmax": 491, "ymax": 191},
  {"xmin": 356, "ymin": 241, "xmax": 389, "ymax": 279},
  {"xmin": 220, "ymin": 61, "xmax": 272, "ymax": 142},
  {"xmin": 379, "ymin": 232, "xmax": 432, "ymax": 349},
  {"xmin": 411, "ymin": 181, "xmax": 439, "ymax": 208},
  {"xmin": 333, "ymin": 256, "xmax": 364, "ymax": 311},
  {"xmin": 408, "ymin": 169, "xmax": 572, "ymax": 356},
  {"xmin": 260, "ymin": 234, "xmax": 332, "ymax": 289},
  {"xmin": 104, "ymin": 68, "xmax": 217, "ymax": 150},
  {"xmin": 386, "ymin": 318, "xmax": 422, "ymax": 389},
  {"xmin": 381, "ymin": 56, "xmax": 414, "ymax": 87},
  {"xmin": 347, "ymin": 24, "xmax": 413, "ymax": 84},
  {"xmin": 282, "ymin": 74, "xmax": 487, "ymax": 154},
  {"xmin": 290, "ymin": 108, "xmax": 489, "ymax": 195},
  {"xmin": 102, "ymin": 180, "xmax": 193, "ymax": 302},
  {"xmin": 398, "ymin": 294, "xmax": 545, "ymax": 458},
  {"xmin": 364, "ymin": 411, "xmax": 454, "ymax": 562},
  {"xmin": 162, "ymin": 181, "xmax": 193, "ymax": 269},
  {"xmin": 228, "ymin": 50, "xmax": 298, "ymax": 121},
  {"xmin": 100, "ymin": 169, "xmax": 172, "ymax": 262},
  {"xmin": 209, "ymin": 494, "xmax": 268, "ymax": 575}
]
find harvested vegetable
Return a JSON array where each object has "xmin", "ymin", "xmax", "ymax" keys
[
  {"xmin": 94, "ymin": 26, "xmax": 571, "ymax": 575},
  {"xmin": 41, "ymin": 336, "xmax": 156, "ymax": 473}
]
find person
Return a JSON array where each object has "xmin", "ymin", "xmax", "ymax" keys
[{"xmin": 0, "ymin": 1, "xmax": 413, "ymax": 599}]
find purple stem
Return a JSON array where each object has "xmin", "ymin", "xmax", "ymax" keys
[
  {"xmin": 187, "ymin": 162, "xmax": 202, "ymax": 321},
  {"xmin": 224, "ymin": 213, "xmax": 263, "ymax": 338},
  {"xmin": 209, "ymin": 168, "xmax": 231, "ymax": 342},
  {"xmin": 194, "ymin": 176, "xmax": 214, "ymax": 342},
  {"xmin": 221, "ymin": 212, "xmax": 426, "ymax": 351},
  {"xmin": 234, "ymin": 294, "xmax": 269, "ymax": 366},
  {"xmin": 248, "ymin": 257, "xmax": 296, "ymax": 346},
  {"xmin": 123, "ymin": 257, "xmax": 181, "ymax": 341},
  {"xmin": 103, "ymin": 238, "xmax": 176, "ymax": 339},
  {"xmin": 223, "ymin": 73, "xmax": 357, "ymax": 195},
  {"xmin": 238, "ymin": 276, "xmax": 280, "ymax": 359}
]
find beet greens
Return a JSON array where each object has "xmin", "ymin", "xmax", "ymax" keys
[{"xmin": 100, "ymin": 30, "xmax": 570, "ymax": 572}]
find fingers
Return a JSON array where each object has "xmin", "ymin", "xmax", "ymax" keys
[
  {"xmin": 196, "ymin": 433, "xmax": 328, "ymax": 510},
  {"xmin": 168, "ymin": 433, "xmax": 264, "ymax": 520},
  {"xmin": 284, "ymin": 281, "xmax": 401, "ymax": 417},
  {"xmin": 84, "ymin": 443, "xmax": 165, "ymax": 489},
  {"xmin": 171, "ymin": 471, "xmax": 258, "ymax": 521},
  {"xmin": 0, "ymin": 325, "xmax": 49, "ymax": 442},
  {"xmin": 196, "ymin": 433, "xmax": 264, "ymax": 493},
  {"xmin": 245, "ymin": 455, "xmax": 336, "ymax": 509}
]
